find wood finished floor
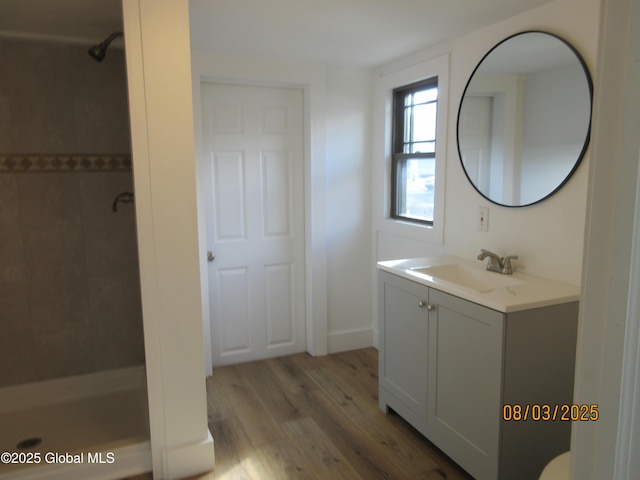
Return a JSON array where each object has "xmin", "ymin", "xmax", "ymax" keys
[{"xmin": 125, "ymin": 348, "xmax": 473, "ymax": 480}]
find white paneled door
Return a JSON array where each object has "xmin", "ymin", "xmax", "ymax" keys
[
  {"xmin": 458, "ymin": 96, "xmax": 493, "ymax": 196},
  {"xmin": 201, "ymin": 83, "xmax": 305, "ymax": 366}
]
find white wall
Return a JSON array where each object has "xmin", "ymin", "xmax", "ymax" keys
[
  {"xmin": 372, "ymin": 0, "xmax": 600, "ymax": 286},
  {"xmin": 520, "ymin": 63, "xmax": 592, "ymax": 204},
  {"xmin": 325, "ymin": 68, "xmax": 374, "ymax": 352}
]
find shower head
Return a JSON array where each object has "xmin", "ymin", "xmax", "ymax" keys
[{"xmin": 88, "ymin": 31, "xmax": 123, "ymax": 62}]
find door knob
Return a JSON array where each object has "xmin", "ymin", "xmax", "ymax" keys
[{"xmin": 207, "ymin": 251, "xmax": 215, "ymax": 262}]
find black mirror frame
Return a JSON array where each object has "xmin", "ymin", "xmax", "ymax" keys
[{"xmin": 456, "ymin": 30, "xmax": 594, "ymax": 208}]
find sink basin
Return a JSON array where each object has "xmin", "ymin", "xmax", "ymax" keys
[
  {"xmin": 411, "ymin": 264, "xmax": 526, "ymax": 293},
  {"xmin": 378, "ymin": 255, "xmax": 580, "ymax": 313}
]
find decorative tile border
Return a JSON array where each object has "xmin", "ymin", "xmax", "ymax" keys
[{"xmin": 0, "ymin": 154, "xmax": 132, "ymax": 173}]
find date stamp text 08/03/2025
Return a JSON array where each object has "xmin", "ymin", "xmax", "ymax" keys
[{"xmin": 503, "ymin": 404, "xmax": 599, "ymax": 422}]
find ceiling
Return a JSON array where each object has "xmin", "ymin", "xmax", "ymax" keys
[{"xmin": 0, "ymin": 0, "xmax": 554, "ymax": 67}]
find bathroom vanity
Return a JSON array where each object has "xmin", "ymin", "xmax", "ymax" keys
[{"xmin": 377, "ymin": 256, "xmax": 580, "ymax": 480}]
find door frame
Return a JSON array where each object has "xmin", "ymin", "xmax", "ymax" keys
[
  {"xmin": 571, "ymin": 0, "xmax": 640, "ymax": 477},
  {"xmin": 191, "ymin": 52, "xmax": 329, "ymax": 374}
]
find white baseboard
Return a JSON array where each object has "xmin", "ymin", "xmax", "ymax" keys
[
  {"xmin": 161, "ymin": 431, "xmax": 215, "ymax": 480},
  {"xmin": 327, "ymin": 326, "xmax": 373, "ymax": 353}
]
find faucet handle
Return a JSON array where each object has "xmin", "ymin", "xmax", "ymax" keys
[
  {"xmin": 478, "ymin": 249, "xmax": 504, "ymax": 273},
  {"xmin": 502, "ymin": 255, "xmax": 518, "ymax": 274}
]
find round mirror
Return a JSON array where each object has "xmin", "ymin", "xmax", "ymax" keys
[{"xmin": 457, "ymin": 31, "xmax": 593, "ymax": 207}]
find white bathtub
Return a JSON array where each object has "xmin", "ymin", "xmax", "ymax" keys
[{"xmin": 0, "ymin": 367, "xmax": 152, "ymax": 480}]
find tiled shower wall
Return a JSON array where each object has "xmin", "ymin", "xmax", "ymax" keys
[{"xmin": 0, "ymin": 39, "xmax": 144, "ymax": 387}]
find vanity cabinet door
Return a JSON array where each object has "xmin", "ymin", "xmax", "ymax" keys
[
  {"xmin": 378, "ymin": 271, "xmax": 429, "ymax": 426},
  {"xmin": 427, "ymin": 288, "xmax": 504, "ymax": 480}
]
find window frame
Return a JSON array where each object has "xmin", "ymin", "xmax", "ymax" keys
[
  {"xmin": 372, "ymin": 53, "xmax": 449, "ymax": 248},
  {"xmin": 391, "ymin": 77, "xmax": 439, "ymax": 225}
]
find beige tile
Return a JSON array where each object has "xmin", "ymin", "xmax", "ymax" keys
[
  {"xmin": 1, "ymin": 40, "xmax": 130, "ymax": 156},
  {"xmin": 0, "ymin": 279, "xmax": 30, "ymax": 334},
  {"xmin": 0, "ymin": 228, "xmax": 26, "ymax": 284},
  {"xmin": 73, "ymin": 96, "xmax": 132, "ymax": 154},
  {"xmin": 0, "ymin": 175, "xmax": 27, "ymax": 284},
  {"xmin": 32, "ymin": 328, "xmax": 94, "ymax": 380},
  {"xmin": 0, "ymin": 329, "xmax": 37, "ymax": 387},
  {"xmin": 22, "ymin": 225, "xmax": 87, "ymax": 277},
  {"xmin": 0, "ymin": 95, "xmax": 11, "ymax": 151},
  {"xmin": 80, "ymin": 172, "xmax": 139, "ymax": 276},
  {"xmin": 88, "ymin": 273, "xmax": 145, "ymax": 370},
  {"xmin": 16, "ymin": 173, "xmax": 82, "ymax": 229},
  {"xmin": 84, "ymin": 224, "xmax": 140, "ymax": 277},
  {"xmin": 0, "ymin": 37, "xmax": 138, "ymax": 385},
  {"xmin": 79, "ymin": 171, "xmax": 135, "ymax": 227},
  {"xmin": 69, "ymin": 46, "xmax": 131, "ymax": 154},
  {"xmin": 3, "ymin": 40, "xmax": 76, "ymax": 153},
  {"xmin": 0, "ymin": 174, "xmax": 20, "ymax": 228},
  {"xmin": 0, "ymin": 39, "xmax": 5, "ymax": 89},
  {"xmin": 87, "ymin": 273, "xmax": 143, "ymax": 326},
  {"xmin": 28, "ymin": 265, "xmax": 90, "ymax": 334},
  {"xmin": 91, "ymin": 319, "xmax": 145, "ymax": 371}
]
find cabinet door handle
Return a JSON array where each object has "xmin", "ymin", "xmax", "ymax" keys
[{"xmin": 419, "ymin": 301, "xmax": 435, "ymax": 311}]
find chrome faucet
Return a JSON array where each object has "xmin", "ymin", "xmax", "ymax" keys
[{"xmin": 477, "ymin": 249, "xmax": 518, "ymax": 274}]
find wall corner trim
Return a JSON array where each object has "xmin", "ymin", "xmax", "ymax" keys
[{"xmin": 162, "ymin": 432, "xmax": 215, "ymax": 480}]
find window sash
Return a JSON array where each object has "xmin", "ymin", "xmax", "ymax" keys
[
  {"xmin": 391, "ymin": 77, "xmax": 438, "ymax": 225},
  {"xmin": 402, "ymin": 97, "xmax": 437, "ymax": 152},
  {"xmin": 391, "ymin": 152, "xmax": 436, "ymax": 225},
  {"xmin": 393, "ymin": 78, "xmax": 438, "ymax": 152}
]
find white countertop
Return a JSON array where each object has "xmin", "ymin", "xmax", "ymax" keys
[{"xmin": 377, "ymin": 255, "xmax": 580, "ymax": 313}]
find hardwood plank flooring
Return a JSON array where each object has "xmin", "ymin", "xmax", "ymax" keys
[{"xmin": 124, "ymin": 348, "xmax": 473, "ymax": 480}]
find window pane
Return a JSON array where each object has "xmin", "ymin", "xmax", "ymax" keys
[
  {"xmin": 412, "ymin": 102, "xmax": 437, "ymax": 143},
  {"xmin": 413, "ymin": 87, "xmax": 437, "ymax": 104},
  {"xmin": 411, "ymin": 141, "xmax": 435, "ymax": 153},
  {"xmin": 396, "ymin": 157, "xmax": 435, "ymax": 222},
  {"xmin": 405, "ymin": 93, "xmax": 413, "ymax": 107}
]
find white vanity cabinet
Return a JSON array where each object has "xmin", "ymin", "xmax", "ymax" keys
[{"xmin": 378, "ymin": 270, "xmax": 579, "ymax": 480}]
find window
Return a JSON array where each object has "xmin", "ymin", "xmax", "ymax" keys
[{"xmin": 391, "ymin": 77, "xmax": 438, "ymax": 225}]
